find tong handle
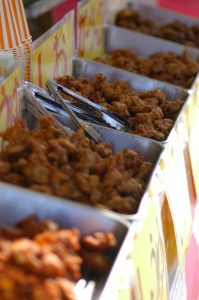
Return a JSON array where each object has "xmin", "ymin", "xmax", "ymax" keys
[
  {"xmin": 55, "ymin": 82, "xmax": 130, "ymax": 127},
  {"xmin": 46, "ymin": 80, "xmax": 102, "ymax": 143},
  {"xmin": 46, "ymin": 80, "xmax": 82, "ymax": 129},
  {"xmin": 56, "ymin": 83, "xmax": 102, "ymax": 111},
  {"xmin": 24, "ymin": 84, "xmax": 73, "ymax": 134}
]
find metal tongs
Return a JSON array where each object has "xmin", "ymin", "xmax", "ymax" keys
[
  {"xmin": 24, "ymin": 82, "xmax": 75, "ymax": 135},
  {"xmin": 52, "ymin": 80, "xmax": 131, "ymax": 131},
  {"xmin": 46, "ymin": 80, "xmax": 102, "ymax": 143},
  {"xmin": 24, "ymin": 82, "xmax": 108, "ymax": 127}
]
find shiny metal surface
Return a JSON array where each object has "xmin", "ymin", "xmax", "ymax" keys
[
  {"xmin": 53, "ymin": 81, "xmax": 130, "ymax": 131},
  {"xmin": 0, "ymin": 180, "xmax": 130, "ymax": 300},
  {"xmin": 46, "ymin": 79, "xmax": 103, "ymax": 143},
  {"xmin": 24, "ymin": 81, "xmax": 108, "ymax": 126},
  {"xmin": 105, "ymin": 25, "xmax": 199, "ymax": 60}
]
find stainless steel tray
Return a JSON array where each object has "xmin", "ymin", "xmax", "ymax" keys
[
  {"xmin": 105, "ymin": 24, "xmax": 199, "ymax": 62},
  {"xmin": 127, "ymin": 2, "xmax": 199, "ymax": 27},
  {"xmin": 102, "ymin": 25, "xmax": 199, "ymax": 94},
  {"xmin": 72, "ymin": 57, "xmax": 189, "ymax": 143},
  {"xmin": 23, "ymin": 99, "xmax": 163, "ymax": 220},
  {"xmin": 73, "ymin": 57, "xmax": 188, "ymax": 100},
  {"xmin": 109, "ymin": 2, "xmax": 199, "ymax": 51},
  {"xmin": 0, "ymin": 180, "xmax": 130, "ymax": 300},
  {"xmin": 54, "ymin": 113, "xmax": 163, "ymax": 163}
]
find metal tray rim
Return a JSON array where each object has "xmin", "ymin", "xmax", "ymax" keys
[
  {"xmin": 0, "ymin": 180, "xmax": 131, "ymax": 228},
  {"xmin": 104, "ymin": 24, "xmax": 199, "ymax": 60}
]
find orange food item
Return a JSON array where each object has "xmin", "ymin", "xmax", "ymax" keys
[{"xmin": 0, "ymin": 216, "xmax": 117, "ymax": 300}]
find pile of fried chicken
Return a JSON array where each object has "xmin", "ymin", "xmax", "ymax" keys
[
  {"xmin": 57, "ymin": 74, "xmax": 184, "ymax": 140},
  {"xmin": 116, "ymin": 8, "xmax": 199, "ymax": 48},
  {"xmin": 0, "ymin": 215, "xmax": 116, "ymax": 300},
  {"xmin": 0, "ymin": 116, "xmax": 152, "ymax": 214},
  {"xmin": 95, "ymin": 49, "xmax": 199, "ymax": 89}
]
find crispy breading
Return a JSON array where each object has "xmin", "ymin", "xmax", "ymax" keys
[
  {"xmin": 0, "ymin": 216, "xmax": 117, "ymax": 300},
  {"xmin": 95, "ymin": 48, "xmax": 199, "ymax": 89},
  {"xmin": 56, "ymin": 74, "xmax": 184, "ymax": 140},
  {"xmin": 0, "ymin": 116, "xmax": 152, "ymax": 214}
]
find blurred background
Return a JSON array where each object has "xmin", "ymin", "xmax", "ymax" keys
[
  {"xmin": 23, "ymin": 0, "xmax": 78, "ymax": 40},
  {"xmin": 23, "ymin": 0, "xmax": 199, "ymax": 41}
]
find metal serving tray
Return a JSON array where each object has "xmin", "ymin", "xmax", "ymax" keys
[
  {"xmin": 127, "ymin": 2, "xmax": 199, "ymax": 28},
  {"xmin": 105, "ymin": 24, "xmax": 199, "ymax": 62},
  {"xmin": 72, "ymin": 57, "xmax": 189, "ymax": 143},
  {"xmin": 23, "ymin": 98, "xmax": 163, "ymax": 220},
  {"xmin": 83, "ymin": 25, "xmax": 198, "ymax": 94},
  {"xmin": 0, "ymin": 181, "xmax": 131, "ymax": 300},
  {"xmin": 73, "ymin": 57, "xmax": 188, "ymax": 100},
  {"xmin": 109, "ymin": 2, "xmax": 199, "ymax": 50}
]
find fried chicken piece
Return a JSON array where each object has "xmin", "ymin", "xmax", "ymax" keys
[
  {"xmin": 0, "ymin": 267, "xmax": 76, "ymax": 300},
  {"xmin": 0, "ymin": 227, "xmax": 24, "ymax": 241},
  {"xmin": 0, "ymin": 161, "xmax": 10, "ymax": 174},
  {"xmin": 160, "ymin": 99, "xmax": 184, "ymax": 118},
  {"xmin": 31, "ymin": 184, "xmax": 53, "ymax": 195},
  {"xmin": 33, "ymin": 278, "xmax": 76, "ymax": 300},
  {"xmin": 16, "ymin": 216, "xmax": 58, "ymax": 238},
  {"xmin": 116, "ymin": 8, "xmax": 142, "ymax": 30},
  {"xmin": 0, "ymin": 240, "xmax": 12, "ymax": 262},
  {"xmin": 82, "ymin": 232, "xmax": 116, "ymax": 250},
  {"xmin": 130, "ymin": 106, "xmax": 164, "ymax": 127},
  {"xmin": 81, "ymin": 250, "xmax": 110, "ymax": 273},
  {"xmin": 102, "ymin": 168, "xmax": 124, "ymax": 189},
  {"xmin": 34, "ymin": 229, "xmax": 80, "ymax": 251},
  {"xmin": 0, "ymin": 265, "xmax": 39, "ymax": 300},
  {"xmin": 93, "ymin": 142, "xmax": 112, "ymax": 158},
  {"xmin": 139, "ymin": 88, "xmax": 166, "ymax": 104},
  {"xmin": 137, "ymin": 161, "xmax": 153, "ymax": 181},
  {"xmin": 122, "ymin": 149, "xmax": 143, "ymax": 170},
  {"xmin": 3, "ymin": 172, "xmax": 26, "ymax": 186},
  {"xmin": 117, "ymin": 178, "xmax": 143, "ymax": 200},
  {"xmin": 0, "ymin": 119, "xmax": 28, "ymax": 144},
  {"xmin": 154, "ymin": 119, "xmax": 173, "ymax": 135},
  {"xmin": 112, "ymin": 48, "xmax": 137, "ymax": 61},
  {"xmin": 110, "ymin": 101, "xmax": 130, "ymax": 118},
  {"xmin": 74, "ymin": 172, "xmax": 101, "ymax": 203},
  {"xmin": 22, "ymin": 160, "xmax": 50, "ymax": 185},
  {"xmin": 11, "ymin": 232, "xmax": 82, "ymax": 280},
  {"xmin": 134, "ymin": 124, "xmax": 165, "ymax": 141},
  {"xmin": 106, "ymin": 195, "xmax": 138, "ymax": 214}
]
